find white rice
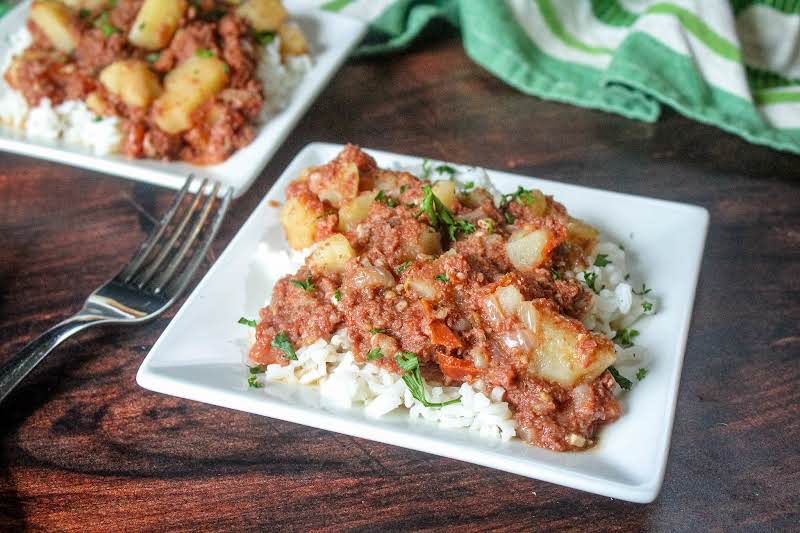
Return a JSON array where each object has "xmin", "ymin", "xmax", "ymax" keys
[
  {"xmin": 0, "ymin": 28, "xmax": 310, "ymax": 157},
  {"xmin": 248, "ymin": 165, "xmax": 657, "ymax": 441}
]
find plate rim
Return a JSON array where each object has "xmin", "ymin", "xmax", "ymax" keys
[{"xmin": 137, "ymin": 141, "xmax": 710, "ymax": 503}]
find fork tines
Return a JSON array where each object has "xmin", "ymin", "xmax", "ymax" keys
[{"xmin": 119, "ymin": 176, "xmax": 233, "ymax": 296}]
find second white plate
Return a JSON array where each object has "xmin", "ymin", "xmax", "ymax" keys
[
  {"xmin": 0, "ymin": 2, "xmax": 366, "ymax": 196},
  {"xmin": 137, "ymin": 142, "xmax": 709, "ymax": 503}
]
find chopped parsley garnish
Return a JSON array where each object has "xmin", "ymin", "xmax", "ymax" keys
[
  {"xmin": 419, "ymin": 185, "xmax": 476, "ymax": 240},
  {"xmin": 624, "ymin": 273, "xmax": 631, "ymax": 280},
  {"xmin": 271, "ymin": 332, "xmax": 297, "ymax": 361},
  {"xmin": 254, "ymin": 31, "xmax": 275, "ymax": 45},
  {"xmin": 435, "ymin": 274, "xmax": 448, "ymax": 283},
  {"xmin": 462, "ymin": 181, "xmax": 474, "ymax": 190},
  {"xmin": 395, "ymin": 261, "xmax": 412, "ymax": 274},
  {"xmin": 583, "ymin": 272, "xmax": 604, "ymax": 294},
  {"xmin": 195, "ymin": 48, "xmax": 214, "ymax": 57},
  {"xmin": 480, "ymin": 218, "xmax": 495, "ymax": 234},
  {"xmin": 642, "ymin": 301, "xmax": 653, "ymax": 312},
  {"xmin": 145, "ymin": 52, "xmax": 160, "ymax": 63},
  {"xmin": 139, "ymin": 22, "xmax": 146, "ymax": 30},
  {"xmin": 247, "ymin": 374, "xmax": 263, "ymax": 388},
  {"xmin": 369, "ymin": 328, "xmax": 387, "ymax": 334},
  {"xmin": 551, "ymin": 269, "xmax": 561, "ymax": 280},
  {"xmin": 613, "ymin": 328, "xmax": 639, "ymax": 348},
  {"xmin": 435, "ymin": 164, "xmax": 456, "ymax": 177},
  {"xmin": 94, "ymin": 12, "xmax": 121, "ymax": 38},
  {"xmin": 290, "ymin": 276, "xmax": 315, "ymax": 292},
  {"xmin": 503, "ymin": 210, "xmax": 515, "ymax": 224},
  {"xmin": 109, "ymin": 0, "xmax": 118, "ymax": 6},
  {"xmin": 421, "ymin": 159, "xmax": 431, "ymax": 180},
  {"xmin": 366, "ymin": 347, "xmax": 383, "ymax": 361},
  {"xmin": 633, "ymin": 284, "xmax": 652, "ymax": 296},
  {"xmin": 238, "ymin": 317, "xmax": 257, "ymax": 327},
  {"xmin": 249, "ymin": 365, "xmax": 267, "ymax": 374},
  {"xmin": 593, "ymin": 254, "xmax": 611, "ymax": 267},
  {"xmin": 395, "ymin": 352, "xmax": 460, "ymax": 408},
  {"xmin": 503, "ymin": 186, "xmax": 538, "ymax": 206},
  {"xmin": 375, "ymin": 190, "xmax": 398, "ymax": 207},
  {"xmin": 79, "ymin": 8, "xmax": 91, "ymax": 19},
  {"xmin": 636, "ymin": 368, "xmax": 648, "ymax": 381},
  {"xmin": 607, "ymin": 366, "xmax": 632, "ymax": 391},
  {"xmin": 400, "ymin": 184, "xmax": 407, "ymax": 194},
  {"xmin": 334, "ymin": 289, "xmax": 342, "ymax": 302}
]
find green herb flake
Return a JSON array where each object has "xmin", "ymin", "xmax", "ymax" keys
[
  {"xmin": 642, "ymin": 301, "xmax": 653, "ymax": 312},
  {"xmin": 94, "ymin": 12, "xmax": 121, "ymax": 38},
  {"xmin": 334, "ymin": 289, "xmax": 342, "ymax": 302},
  {"xmin": 109, "ymin": 0, "xmax": 118, "ymax": 6},
  {"xmin": 419, "ymin": 185, "xmax": 476, "ymax": 241},
  {"xmin": 290, "ymin": 275, "xmax": 315, "ymax": 292},
  {"xmin": 435, "ymin": 274, "xmax": 448, "ymax": 283},
  {"xmin": 435, "ymin": 164, "xmax": 456, "ymax": 177},
  {"xmin": 254, "ymin": 31, "xmax": 275, "ymax": 45},
  {"xmin": 583, "ymin": 272, "xmax": 604, "ymax": 294},
  {"xmin": 79, "ymin": 8, "xmax": 91, "ymax": 19},
  {"xmin": 399, "ymin": 184, "xmax": 407, "ymax": 194},
  {"xmin": 421, "ymin": 159, "xmax": 431, "ymax": 180},
  {"xmin": 462, "ymin": 181, "xmax": 474, "ymax": 190},
  {"xmin": 636, "ymin": 368, "xmax": 648, "ymax": 381},
  {"xmin": 195, "ymin": 48, "xmax": 214, "ymax": 58},
  {"xmin": 271, "ymin": 331, "xmax": 297, "ymax": 361},
  {"xmin": 366, "ymin": 347, "xmax": 383, "ymax": 361},
  {"xmin": 247, "ymin": 374, "xmax": 263, "ymax": 388},
  {"xmin": 145, "ymin": 52, "xmax": 160, "ymax": 63},
  {"xmin": 503, "ymin": 186, "xmax": 538, "ymax": 207},
  {"xmin": 503, "ymin": 210, "xmax": 515, "ymax": 224},
  {"xmin": 238, "ymin": 317, "xmax": 257, "ymax": 327},
  {"xmin": 613, "ymin": 328, "xmax": 639, "ymax": 348},
  {"xmin": 551, "ymin": 269, "xmax": 561, "ymax": 280},
  {"xmin": 395, "ymin": 261, "xmax": 412, "ymax": 274},
  {"xmin": 633, "ymin": 283, "xmax": 652, "ymax": 296},
  {"xmin": 608, "ymin": 366, "xmax": 632, "ymax": 391},
  {"xmin": 593, "ymin": 254, "xmax": 611, "ymax": 267},
  {"xmin": 395, "ymin": 352, "xmax": 460, "ymax": 408},
  {"xmin": 375, "ymin": 190, "xmax": 398, "ymax": 207},
  {"xmin": 369, "ymin": 328, "xmax": 387, "ymax": 334},
  {"xmin": 139, "ymin": 22, "xmax": 146, "ymax": 30},
  {"xmin": 249, "ymin": 365, "xmax": 267, "ymax": 374}
]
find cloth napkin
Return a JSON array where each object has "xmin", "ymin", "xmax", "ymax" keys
[{"xmin": 320, "ymin": 0, "xmax": 800, "ymax": 155}]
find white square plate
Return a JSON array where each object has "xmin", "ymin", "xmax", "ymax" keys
[
  {"xmin": 0, "ymin": 2, "xmax": 366, "ymax": 197},
  {"xmin": 137, "ymin": 143, "xmax": 709, "ymax": 503}
]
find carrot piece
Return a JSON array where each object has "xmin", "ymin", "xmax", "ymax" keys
[
  {"xmin": 438, "ymin": 353, "xmax": 481, "ymax": 382},
  {"xmin": 429, "ymin": 320, "xmax": 462, "ymax": 350}
]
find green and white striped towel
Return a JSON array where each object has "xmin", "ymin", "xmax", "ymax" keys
[{"xmin": 318, "ymin": 0, "xmax": 800, "ymax": 155}]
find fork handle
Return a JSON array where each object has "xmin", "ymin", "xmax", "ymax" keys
[{"xmin": 0, "ymin": 314, "xmax": 106, "ymax": 404}]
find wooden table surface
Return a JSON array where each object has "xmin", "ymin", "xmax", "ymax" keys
[{"xmin": 1, "ymin": 34, "xmax": 798, "ymax": 532}]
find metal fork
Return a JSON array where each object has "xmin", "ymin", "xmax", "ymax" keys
[{"xmin": 0, "ymin": 177, "xmax": 233, "ymax": 404}]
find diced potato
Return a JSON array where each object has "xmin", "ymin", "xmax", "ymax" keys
[
  {"xmin": 30, "ymin": 1, "xmax": 79, "ymax": 53},
  {"xmin": 408, "ymin": 278, "xmax": 437, "ymax": 300},
  {"xmin": 99, "ymin": 60, "xmax": 162, "ymax": 108},
  {"xmin": 85, "ymin": 91, "xmax": 114, "ymax": 116},
  {"xmin": 309, "ymin": 161, "xmax": 359, "ymax": 208},
  {"xmin": 519, "ymin": 189, "xmax": 547, "ymax": 217},
  {"xmin": 495, "ymin": 285, "xmax": 523, "ymax": 315},
  {"xmin": 338, "ymin": 191, "xmax": 374, "ymax": 233},
  {"xmin": 279, "ymin": 196, "xmax": 321, "ymax": 249},
  {"xmin": 519, "ymin": 299, "xmax": 616, "ymax": 387},
  {"xmin": 128, "ymin": 0, "xmax": 188, "ymax": 50},
  {"xmin": 416, "ymin": 226, "xmax": 442, "ymax": 257},
  {"xmin": 308, "ymin": 234, "xmax": 354, "ymax": 274},
  {"xmin": 506, "ymin": 227, "xmax": 557, "ymax": 271},
  {"xmin": 432, "ymin": 180, "xmax": 457, "ymax": 211},
  {"xmin": 237, "ymin": 0, "xmax": 287, "ymax": 32},
  {"xmin": 277, "ymin": 22, "xmax": 308, "ymax": 56},
  {"xmin": 152, "ymin": 55, "xmax": 229, "ymax": 134},
  {"xmin": 460, "ymin": 188, "xmax": 493, "ymax": 209},
  {"xmin": 566, "ymin": 217, "xmax": 598, "ymax": 256}
]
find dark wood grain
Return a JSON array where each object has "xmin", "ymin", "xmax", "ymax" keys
[{"xmin": 1, "ymin": 34, "xmax": 799, "ymax": 532}]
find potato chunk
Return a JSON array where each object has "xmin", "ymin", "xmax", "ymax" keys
[
  {"xmin": 432, "ymin": 180, "xmax": 457, "ymax": 211},
  {"xmin": 152, "ymin": 55, "xmax": 229, "ymax": 134},
  {"xmin": 99, "ymin": 60, "xmax": 162, "ymax": 108},
  {"xmin": 237, "ymin": 0, "xmax": 288, "ymax": 32},
  {"xmin": 518, "ymin": 299, "xmax": 616, "ymax": 387},
  {"xmin": 338, "ymin": 191, "xmax": 374, "ymax": 233},
  {"xmin": 60, "ymin": 0, "xmax": 109, "ymax": 10},
  {"xmin": 566, "ymin": 217, "xmax": 598, "ymax": 256},
  {"xmin": 30, "ymin": 1, "xmax": 79, "ymax": 53},
  {"xmin": 308, "ymin": 234, "xmax": 355, "ymax": 274},
  {"xmin": 506, "ymin": 227, "xmax": 558, "ymax": 271},
  {"xmin": 128, "ymin": 0, "xmax": 188, "ymax": 50},
  {"xmin": 280, "ymin": 196, "xmax": 321, "ymax": 250},
  {"xmin": 277, "ymin": 22, "xmax": 308, "ymax": 56}
]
